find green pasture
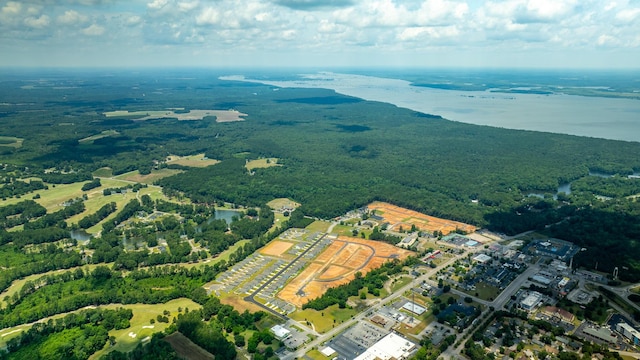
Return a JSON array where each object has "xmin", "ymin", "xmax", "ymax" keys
[
  {"xmin": 305, "ymin": 220, "xmax": 330, "ymax": 233},
  {"xmin": 0, "ymin": 136, "xmax": 23, "ymax": 148},
  {"xmin": 291, "ymin": 304, "xmax": 358, "ymax": 334}
]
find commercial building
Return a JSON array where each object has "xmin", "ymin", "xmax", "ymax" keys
[
  {"xmin": 616, "ymin": 322, "xmax": 640, "ymax": 345},
  {"xmin": 354, "ymin": 333, "xmax": 417, "ymax": 360},
  {"xmin": 270, "ymin": 324, "xmax": 291, "ymax": 340},
  {"xmin": 521, "ymin": 292, "xmax": 543, "ymax": 312}
]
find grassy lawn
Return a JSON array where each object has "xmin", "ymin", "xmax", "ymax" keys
[
  {"xmin": 266, "ymin": 198, "xmax": 300, "ymax": 210},
  {"xmin": 92, "ymin": 167, "xmax": 114, "ymax": 177},
  {"xmin": 331, "ymin": 224, "xmax": 359, "ymax": 237},
  {"xmin": 91, "ymin": 298, "xmax": 201, "ymax": 359},
  {"xmin": 390, "ymin": 276, "xmax": 414, "ymax": 293},
  {"xmin": 307, "ymin": 349, "xmax": 330, "ymax": 360},
  {"xmin": 245, "ymin": 158, "xmax": 281, "ymax": 171},
  {"xmin": 114, "ymin": 169, "xmax": 184, "ymax": 184},
  {"xmin": 0, "ymin": 136, "xmax": 23, "ymax": 148},
  {"xmin": 465, "ymin": 282, "xmax": 500, "ymax": 301},
  {"xmin": 290, "ymin": 304, "xmax": 358, "ymax": 334},
  {"xmin": 305, "ymin": 220, "xmax": 330, "ymax": 233},
  {"xmin": 166, "ymin": 153, "xmax": 220, "ymax": 168}
]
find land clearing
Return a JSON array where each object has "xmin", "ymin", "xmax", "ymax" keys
[
  {"xmin": 219, "ymin": 294, "xmax": 265, "ymax": 314},
  {"xmin": 266, "ymin": 198, "xmax": 300, "ymax": 211},
  {"xmin": 367, "ymin": 201, "xmax": 477, "ymax": 235},
  {"xmin": 166, "ymin": 153, "xmax": 220, "ymax": 168},
  {"xmin": 79, "ymin": 130, "xmax": 119, "ymax": 144},
  {"xmin": 103, "ymin": 109, "xmax": 247, "ymax": 122},
  {"xmin": 164, "ymin": 332, "xmax": 214, "ymax": 360},
  {"xmin": 0, "ymin": 136, "xmax": 23, "ymax": 148},
  {"xmin": 114, "ymin": 169, "xmax": 184, "ymax": 184},
  {"xmin": 278, "ymin": 236, "xmax": 414, "ymax": 308},
  {"xmin": 260, "ymin": 240, "xmax": 295, "ymax": 257},
  {"xmin": 246, "ymin": 158, "xmax": 282, "ymax": 171}
]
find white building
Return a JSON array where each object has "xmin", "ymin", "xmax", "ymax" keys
[
  {"xmin": 270, "ymin": 324, "xmax": 291, "ymax": 340},
  {"xmin": 354, "ymin": 333, "xmax": 417, "ymax": 360},
  {"xmin": 616, "ymin": 322, "xmax": 640, "ymax": 345},
  {"xmin": 521, "ymin": 292, "xmax": 543, "ymax": 312},
  {"xmin": 402, "ymin": 302, "xmax": 426, "ymax": 315}
]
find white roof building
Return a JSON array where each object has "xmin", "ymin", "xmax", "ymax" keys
[
  {"xmin": 270, "ymin": 324, "xmax": 291, "ymax": 340},
  {"xmin": 402, "ymin": 302, "xmax": 427, "ymax": 315},
  {"xmin": 473, "ymin": 254, "xmax": 492, "ymax": 263},
  {"xmin": 354, "ymin": 333, "xmax": 417, "ymax": 360},
  {"xmin": 521, "ymin": 292, "xmax": 543, "ymax": 311}
]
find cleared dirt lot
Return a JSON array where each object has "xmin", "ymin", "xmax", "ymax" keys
[
  {"xmin": 367, "ymin": 201, "xmax": 477, "ymax": 235},
  {"xmin": 260, "ymin": 240, "xmax": 294, "ymax": 257},
  {"xmin": 278, "ymin": 236, "xmax": 414, "ymax": 307}
]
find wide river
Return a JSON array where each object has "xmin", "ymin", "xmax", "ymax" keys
[{"xmin": 222, "ymin": 73, "xmax": 640, "ymax": 143}]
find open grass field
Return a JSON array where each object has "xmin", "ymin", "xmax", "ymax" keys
[
  {"xmin": 305, "ymin": 220, "xmax": 331, "ymax": 233},
  {"xmin": 266, "ymin": 197, "xmax": 300, "ymax": 211},
  {"xmin": 0, "ymin": 136, "xmax": 23, "ymax": 148},
  {"xmin": 114, "ymin": 169, "xmax": 184, "ymax": 184},
  {"xmin": 166, "ymin": 153, "xmax": 220, "ymax": 168},
  {"xmin": 91, "ymin": 298, "xmax": 201, "ymax": 359},
  {"xmin": 290, "ymin": 304, "xmax": 358, "ymax": 333},
  {"xmin": 246, "ymin": 158, "xmax": 281, "ymax": 171},
  {"xmin": 103, "ymin": 109, "xmax": 247, "ymax": 122},
  {"xmin": 92, "ymin": 167, "xmax": 114, "ymax": 177},
  {"xmin": 164, "ymin": 332, "xmax": 214, "ymax": 360},
  {"xmin": 79, "ymin": 130, "xmax": 119, "ymax": 144},
  {"xmin": 278, "ymin": 236, "xmax": 414, "ymax": 308},
  {"xmin": 367, "ymin": 201, "xmax": 477, "ymax": 235}
]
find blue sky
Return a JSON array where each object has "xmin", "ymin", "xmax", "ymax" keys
[{"xmin": 1, "ymin": 0, "xmax": 639, "ymax": 68}]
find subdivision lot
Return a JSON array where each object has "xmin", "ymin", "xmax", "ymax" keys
[
  {"xmin": 367, "ymin": 201, "xmax": 477, "ymax": 235},
  {"xmin": 278, "ymin": 236, "xmax": 414, "ymax": 308}
]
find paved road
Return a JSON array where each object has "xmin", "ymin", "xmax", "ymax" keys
[
  {"xmin": 281, "ymin": 252, "xmax": 466, "ymax": 360},
  {"xmin": 243, "ymin": 233, "xmax": 330, "ymax": 321}
]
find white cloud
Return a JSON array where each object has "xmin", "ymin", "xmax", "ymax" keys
[
  {"xmin": 24, "ymin": 15, "xmax": 50, "ymax": 28},
  {"xmin": 616, "ymin": 7, "xmax": 640, "ymax": 23},
  {"xmin": 57, "ymin": 10, "xmax": 88, "ymax": 24},
  {"xmin": 82, "ymin": 23, "xmax": 105, "ymax": 35},
  {"xmin": 147, "ymin": 0, "xmax": 168, "ymax": 10},
  {"xmin": 0, "ymin": 0, "xmax": 639, "ymax": 67}
]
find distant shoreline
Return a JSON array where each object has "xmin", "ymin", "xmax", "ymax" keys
[{"xmin": 224, "ymin": 72, "xmax": 640, "ymax": 143}]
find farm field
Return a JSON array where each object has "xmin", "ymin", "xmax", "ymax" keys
[
  {"xmin": 114, "ymin": 169, "xmax": 184, "ymax": 184},
  {"xmin": 246, "ymin": 158, "xmax": 281, "ymax": 171},
  {"xmin": 0, "ymin": 136, "xmax": 23, "ymax": 148},
  {"xmin": 166, "ymin": 153, "xmax": 220, "ymax": 167},
  {"xmin": 278, "ymin": 236, "xmax": 414, "ymax": 308},
  {"xmin": 367, "ymin": 201, "xmax": 477, "ymax": 235}
]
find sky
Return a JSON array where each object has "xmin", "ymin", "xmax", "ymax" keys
[{"xmin": 1, "ymin": 0, "xmax": 639, "ymax": 68}]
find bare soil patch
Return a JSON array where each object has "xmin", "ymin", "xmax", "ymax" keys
[
  {"xmin": 367, "ymin": 201, "xmax": 477, "ymax": 235},
  {"xmin": 260, "ymin": 240, "xmax": 294, "ymax": 257},
  {"xmin": 278, "ymin": 236, "xmax": 414, "ymax": 307}
]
